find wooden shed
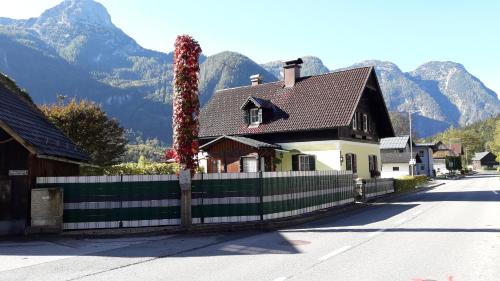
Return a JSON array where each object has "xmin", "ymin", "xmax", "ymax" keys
[{"xmin": 0, "ymin": 76, "xmax": 88, "ymax": 235}]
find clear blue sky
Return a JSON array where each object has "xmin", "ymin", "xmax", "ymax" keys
[{"xmin": 2, "ymin": 0, "xmax": 500, "ymax": 96}]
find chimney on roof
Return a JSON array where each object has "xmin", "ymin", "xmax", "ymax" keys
[
  {"xmin": 250, "ymin": 74, "xmax": 263, "ymax": 86},
  {"xmin": 283, "ymin": 58, "xmax": 303, "ymax": 88}
]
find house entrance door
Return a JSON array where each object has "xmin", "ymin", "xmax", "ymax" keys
[
  {"xmin": 0, "ymin": 179, "xmax": 11, "ymax": 220},
  {"xmin": 0, "ymin": 175, "xmax": 29, "ymax": 235},
  {"xmin": 242, "ymin": 157, "xmax": 258, "ymax": 172}
]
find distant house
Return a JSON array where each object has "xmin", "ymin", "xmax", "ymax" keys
[
  {"xmin": 198, "ymin": 58, "xmax": 395, "ymax": 179},
  {"xmin": 433, "ymin": 141, "xmax": 463, "ymax": 174},
  {"xmin": 415, "ymin": 142, "xmax": 436, "ymax": 177},
  {"xmin": 472, "ymin": 151, "xmax": 499, "ymax": 170},
  {"xmin": 0, "ymin": 76, "xmax": 88, "ymax": 235},
  {"xmin": 379, "ymin": 136, "xmax": 422, "ymax": 178}
]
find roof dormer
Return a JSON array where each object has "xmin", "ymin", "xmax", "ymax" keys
[{"xmin": 240, "ymin": 96, "xmax": 273, "ymax": 127}]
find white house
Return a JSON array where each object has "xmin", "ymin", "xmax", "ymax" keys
[
  {"xmin": 415, "ymin": 143, "xmax": 435, "ymax": 177},
  {"xmin": 380, "ymin": 136, "xmax": 422, "ymax": 178},
  {"xmin": 197, "ymin": 59, "xmax": 395, "ymax": 179}
]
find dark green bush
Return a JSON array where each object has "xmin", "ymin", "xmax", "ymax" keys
[{"xmin": 394, "ymin": 175, "xmax": 428, "ymax": 192}]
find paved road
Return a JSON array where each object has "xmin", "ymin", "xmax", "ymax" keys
[{"xmin": 1, "ymin": 173, "xmax": 499, "ymax": 281}]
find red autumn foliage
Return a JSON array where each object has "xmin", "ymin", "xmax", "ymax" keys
[
  {"xmin": 164, "ymin": 148, "xmax": 177, "ymax": 162},
  {"xmin": 172, "ymin": 35, "xmax": 202, "ymax": 174}
]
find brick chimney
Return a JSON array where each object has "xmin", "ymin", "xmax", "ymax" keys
[
  {"xmin": 250, "ymin": 74, "xmax": 263, "ymax": 86},
  {"xmin": 283, "ymin": 58, "xmax": 303, "ymax": 87}
]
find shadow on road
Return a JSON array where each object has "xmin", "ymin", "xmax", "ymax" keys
[
  {"xmin": 282, "ymin": 227, "xmax": 500, "ymax": 233},
  {"xmin": 0, "ymin": 231, "xmax": 302, "ymax": 259},
  {"xmin": 395, "ymin": 190, "xmax": 500, "ymax": 202}
]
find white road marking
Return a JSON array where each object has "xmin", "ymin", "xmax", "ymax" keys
[
  {"xmin": 395, "ymin": 218, "xmax": 407, "ymax": 224},
  {"xmin": 271, "ymin": 277, "xmax": 287, "ymax": 281},
  {"xmin": 368, "ymin": 229, "xmax": 385, "ymax": 237},
  {"xmin": 318, "ymin": 245, "xmax": 352, "ymax": 261}
]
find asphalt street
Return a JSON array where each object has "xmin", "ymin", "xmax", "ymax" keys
[{"xmin": 1, "ymin": 173, "xmax": 499, "ymax": 281}]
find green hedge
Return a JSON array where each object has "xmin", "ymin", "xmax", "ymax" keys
[
  {"xmin": 394, "ymin": 175, "xmax": 428, "ymax": 192},
  {"xmin": 81, "ymin": 162, "xmax": 180, "ymax": 176}
]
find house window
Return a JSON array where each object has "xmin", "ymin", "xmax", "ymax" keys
[
  {"xmin": 419, "ymin": 150, "xmax": 425, "ymax": 157},
  {"xmin": 362, "ymin": 114, "xmax": 368, "ymax": 132},
  {"xmin": 249, "ymin": 108, "xmax": 262, "ymax": 124},
  {"xmin": 242, "ymin": 157, "xmax": 258, "ymax": 172},
  {"xmin": 292, "ymin": 154, "xmax": 316, "ymax": 171},
  {"xmin": 352, "ymin": 112, "xmax": 357, "ymax": 130},
  {"xmin": 345, "ymin": 153, "xmax": 357, "ymax": 173},
  {"xmin": 420, "ymin": 165, "xmax": 425, "ymax": 171},
  {"xmin": 393, "ymin": 167, "xmax": 399, "ymax": 171},
  {"xmin": 210, "ymin": 159, "xmax": 222, "ymax": 173},
  {"xmin": 368, "ymin": 155, "xmax": 378, "ymax": 172}
]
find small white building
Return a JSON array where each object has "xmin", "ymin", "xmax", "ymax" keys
[
  {"xmin": 380, "ymin": 136, "xmax": 422, "ymax": 178},
  {"xmin": 414, "ymin": 143, "xmax": 435, "ymax": 177}
]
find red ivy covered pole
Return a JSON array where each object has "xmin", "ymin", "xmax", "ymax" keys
[{"xmin": 172, "ymin": 35, "xmax": 202, "ymax": 175}]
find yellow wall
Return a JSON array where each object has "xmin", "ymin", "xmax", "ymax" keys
[{"xmin": 275, "ymin": 140, "xmax": 380, "ymax": 179}]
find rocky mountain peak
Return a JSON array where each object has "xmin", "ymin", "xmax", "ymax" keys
[{"xmin": 36, "ymin": 0, "xmax": 113, "ymax": 29}]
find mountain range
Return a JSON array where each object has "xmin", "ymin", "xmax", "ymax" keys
[{"xmin": 0, "ymin": 0, "xmax": 499, "ymax": 142}]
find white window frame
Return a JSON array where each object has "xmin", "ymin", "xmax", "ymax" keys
[
  {"xmin": 242, "ymin": 157, "xmax": 258, "ymax": 172},
  {"xmin": 298, "ymin": 154, "xmax": 316, "ymax": 171},
  {"xmin": 298, "ymin": 155, "xmax": 310, "ymax": 171},
  {"xmin": 363, "ymin": 113, "xmax": 368, "ymax": 132},
  {"xmin": 345, "ymin": 153, "xmax": 357, "ymax": 173},
  {"xmin": 249, "ymin": 108, "xmax": 262, "ymax": 124}
]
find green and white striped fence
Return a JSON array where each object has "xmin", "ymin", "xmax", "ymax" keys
[
  {"xmin": 36, "ymin": 171, "xmax": 358, "ymax": 230},
  {"xmin": 36, "ymin": 175, "xmax": 180, "ymax": 230},
  {"xmin": 192, "ymin": 171, "xmax": 355, "ymax": 224},
  {"xmin": 364, "ymin": 178, "xmax": 395, "ymax": 200}
]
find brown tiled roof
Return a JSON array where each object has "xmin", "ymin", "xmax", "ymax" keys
[
  {"xmin": 200, "ymin": 135, "xmax": 280, "ymax": 150},
  {"xmin": 0, "ymin": 83, "xmax": 89, "ymax": 162},
  {"xmin": 199, "ymin": 67, "xmax": 378, "ymax": 138}
]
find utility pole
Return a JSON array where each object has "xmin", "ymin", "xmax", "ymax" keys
[{"xmin": 408, "ymin": 110, "xmax": 421, "ymax": 177}]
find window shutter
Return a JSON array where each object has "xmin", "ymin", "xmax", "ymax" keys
[
  {"xmin": 374, "ymin": 155, "xmax": 378, "ymax": 171},
  {"xmin": 239, "ymin": 158, "xmax": 244, "ymax": 172},
  {"xmin": 353, "ymin": 154, "xmax": 357, "ymax": 173},
  {"xmin": 346, "ymin": 154, "xmax": 351, "ymax": 171},
  {"xmin": 244, "ymin": 110, "xmax": 250, "ymax": 125},
  {"xmin": 292, "ymin": 155, "xmax": 299, "ymax": 171},
  {"xmin": 309, "ymin": 155, "xmax": 316, "ymax": 171}
]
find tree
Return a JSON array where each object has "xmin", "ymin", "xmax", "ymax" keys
[
  {"xmin": 488, "ymin": 120, "xmax": 500, "ymax": 162},
  {"xmin": 40, "ymin": 99, "xmax": 127, "ymax": 166},
  {"xmin": 445, "ymin": 156, "xmax": 462, "ymax": 172},
  {"xmin": 430, "ymin": 115, "xmax": 499, "ymax": 165},
  {"xmin": 172, "ymin": 35, "xmax": 202, "ymax": 174}
]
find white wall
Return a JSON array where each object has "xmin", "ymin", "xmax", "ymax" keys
[
  {"xmin": 277, "ymin": 140, "xmax": 381, "ymax": 179},
  {"xmin": 381, "ymin": 163, "xmax": 409, "ymax": 178},
  {"xmin": 434, "ymin": 159, "xmax": 448, "ymax": 175},
  {"xmin": 198, "ymin": 151, "xmax": 208, "ymax": 173}
]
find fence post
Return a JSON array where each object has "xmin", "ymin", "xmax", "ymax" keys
[
  {"xmin": 355, "ymin": 178, "xmax": 365, "ymax": 201},
  {"xmin": 179, "ymin": 169, "xmax": 192, "ymax": 229},
  {"xmin": 119, "ymin": 174, "xmax": 123, "ymax": 228},
  {"xmin": 200, "ymin": 172, "xmax": 204, "ymax": 224},
  {"xmin": 259, "ymin": 171, "xmax": 264, "ymax": 221}
]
